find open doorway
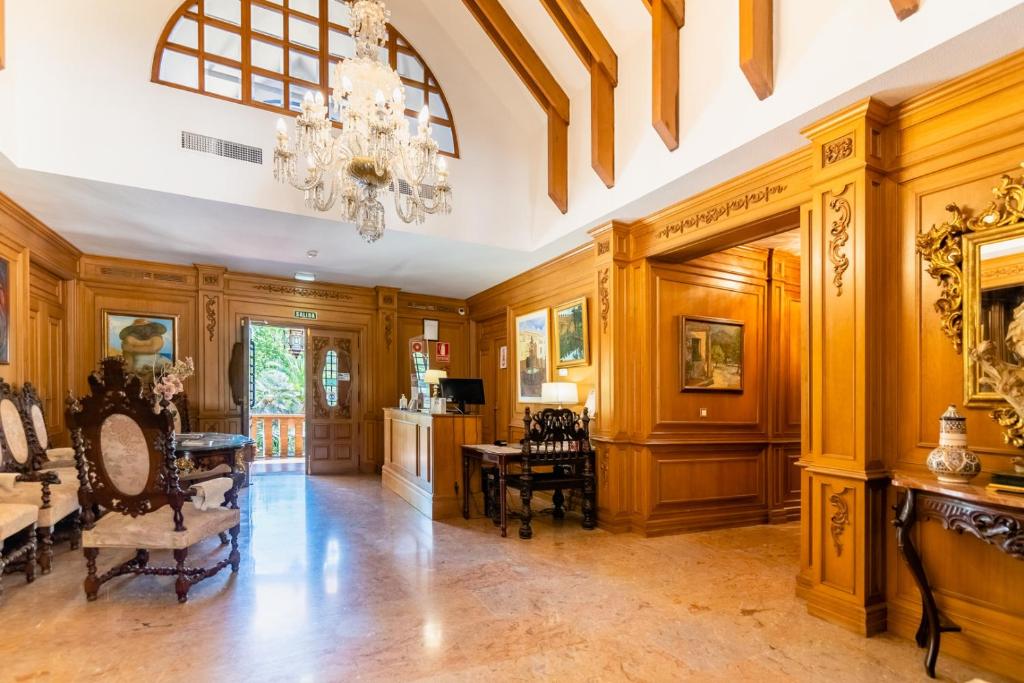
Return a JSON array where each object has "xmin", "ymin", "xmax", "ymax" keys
[{"xmin": 248, "ymin": 325, "xmax": 306, "ymax": 475}]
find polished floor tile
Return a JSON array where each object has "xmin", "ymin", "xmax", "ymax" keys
[{"xmin": 1, "ymin": 474, "xmax": 1008, "ymax": 682}]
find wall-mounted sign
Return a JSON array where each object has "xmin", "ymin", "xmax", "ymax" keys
[
  {"xmin": 499, "ymin": 345, "xmax": 508, "ymax": 369},
  {"xmin": 410, "ymin": 339, "xmax": 426, "ymax": 356},
  {"xmin": 294, "ymin": 310, "xmax": 317, "ymax": 320},
  {"xmin": 423, "ymin": 319, "xmax": 439, "ymax": 341},
  {"xmin": 436, "ymin": 341, "xmax": 450, "ymax": 364}
]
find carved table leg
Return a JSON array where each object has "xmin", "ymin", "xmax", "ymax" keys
[
  {"xmin": 70, "ymin": 511, "xmax": 82, "ymax": 550},
  {"xmin": 173, "ymin": 548, "xmax": 190, "ymax": 603},
  {"xmin": 84, "ymin": 547, "xmax": 100, "ymax": 601},
  {"xmin": 229, "ymin": 524, "xmax": 241, "ymax": 573},
  {"xmin": 499, "ymin": 463, "xmax": 508, "ymax": 538},
  {"xmin": 893, "ymin": 488, "xmax": 960, "ymax": 678},
  {"xmin": 583, "ymin": 455, "xmax": 597, "ymax": 530},
  {"xmin": 519, "ymin": 468, "xmax": 533, "ymax": 540},
  {"xmin": 462, "ymin": 452, "xmax": 471, "ymax": 520},
  {"xmin": 552, "ymin": 488, "xmax": 565, "ymax": 519}
]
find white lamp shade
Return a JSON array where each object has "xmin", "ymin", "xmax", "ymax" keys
[
  {"xmin": 423, "ymin": 369, "xmax": 448, "ymax": 385},
  {"xmin": 541, "ymin": 381, "xmax": 578, "ymax": 405}
]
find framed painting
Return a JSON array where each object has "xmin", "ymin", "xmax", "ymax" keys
[
  {"xmin": 515, "ymin": 309, "xmax": 549, "ymax": 403},
  {"xmin": 679, "ymin": 316, "xmax": 744, "ymax": 392},
  {"xmin": 554, "ymin": 297, "xmax": 589, "ymax": 368},
  {"xmin": 104, "ymin": 312, "xmax": 178, "ymax": 380},
  {"xmin": 0, "ymin": 256, "xmax": 8, "ymax": 364}
]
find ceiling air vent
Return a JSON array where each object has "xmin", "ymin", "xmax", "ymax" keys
[
  {"xmin": 392, "ymin": 179, "xmax": 435, "ymax": 197},
  {"xmin": 181, "ymin": 131, "xmax": 263, "ymax": 165}
]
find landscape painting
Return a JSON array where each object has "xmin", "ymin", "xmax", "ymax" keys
[
  {"xmin": 554, "ymin": 297, "xmax": 589, "ymax": 368},
  {"xmin": 104, "ymin": 313, "xmax": 177, "ymax": 380},
  {"xmin": 0, "ymin": 257, "xmax": 8, "ymax": 364},
  {"xmin": 516, "ymin": 309, "xmax": 549, "ymax": 402},
  {"xmin": 679, "ymin": 316, "xmax": 744, "ymax": 392}
]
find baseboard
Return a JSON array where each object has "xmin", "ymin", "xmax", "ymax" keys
[
  {"xmin": 799, "ymin": 582, "xmax": 887, "ymax": 636},
  {"xmin": 381, "ymin": 465, "xmax": 461, "ymax": 520},
  {"xmin": 635, "ymin": 507, "xmax": 771, "ymax": 537}
]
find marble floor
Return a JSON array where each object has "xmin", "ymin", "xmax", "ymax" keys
[{"xmin": 2, "ymin": 474, "xmax": 1007, "ymax": 683}]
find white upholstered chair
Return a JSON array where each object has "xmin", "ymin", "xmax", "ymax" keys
[
  {"xmin": 19, "ymin": 383, "xmax": 77, "ymax": 484},
  {"xmin": 0, "ymin": 379, "xmax": 81, "ymax": 574},
  {"xmin": 0, "ymin": 500, "xmax": 38, "ymax": 595},
  {"xmin": 68, "ymin": 358, "xmax": 242, "ymax": 603}
]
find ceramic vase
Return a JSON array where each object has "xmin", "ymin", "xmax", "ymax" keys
[{"xmin": 926, "ymin": 404, "xmax": 981, "ymax": 483}]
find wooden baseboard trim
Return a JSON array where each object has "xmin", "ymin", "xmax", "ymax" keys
[{"xmin": 798, "ymin": 583, "xmax": 887, "ymax": 636}]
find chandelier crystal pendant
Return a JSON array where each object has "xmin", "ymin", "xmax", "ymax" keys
[{"xmin": 273, "ymin": 0, "xmax": 453, "ymax": 243}]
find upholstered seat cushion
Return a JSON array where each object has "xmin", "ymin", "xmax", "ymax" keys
[
  {"xmin": 43, "ymin": 467, "xmax": 80, "ymax": 488},
  {"xmin": 0, "ymin": 483, "xmax": 79, "ymax": 527},
  {"xmin": 46, "ymin": 448, "xmax": 75, "ymax": 461},
  {"xmin": 83, "ymin": 505, "xmax": 240, "ymax": 550},
  {"xmin": 0, "ymin": 503, "xmax": 39, "ymax": 540}
]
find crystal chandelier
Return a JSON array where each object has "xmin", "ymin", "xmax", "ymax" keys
[{"xmin": 273, "ymin": 0, "xmax": 452, "ymax": 243}]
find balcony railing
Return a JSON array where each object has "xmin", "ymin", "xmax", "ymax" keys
[{"xmin": 250, "ymin": 413, "xmax": 305, "ymax": 459}]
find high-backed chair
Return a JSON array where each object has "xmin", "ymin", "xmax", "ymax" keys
[
  {"xmin": 170, "ymin": 393, "xmax": 192, "ymax": 434},
  {"xmin": 68, "ymin": 358, "xmax": 242, "ymax": 603},
  {"xmin": 19, "ymin": 383, "xmax": 77, "ymax": 483},
  {"xmin": 0, "ymin": 500, "xmax": 39, "ymax": 595},
  {"xmin": 0, "ymin": 379, "xmax": 81, "ymax": 573},
  {"xmin": 505, "ymin": 407, "xmax": 596, "ymax": 539}
]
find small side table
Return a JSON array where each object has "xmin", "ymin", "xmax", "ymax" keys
[{"xmin": 891, "ymin": 471, "xmax": 1024, "ymax": 678}]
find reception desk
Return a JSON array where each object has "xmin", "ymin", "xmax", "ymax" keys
[{"xmin": 381, "ymin": 409, "xmax": 482, "ymax": 520}]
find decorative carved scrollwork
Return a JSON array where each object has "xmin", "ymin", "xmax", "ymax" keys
[
  {"xmin": 655, "ymin": 184, "xmax": 788, "ymax": 239},
  {"xmin": 205, "ymin": 295, "xmax": 217, "ymax": 342},
  {"xmin": 916, "ymin": 164, "xmax": 1024, "ymax": 355},
  {"xmin": 822, "ymin": 136, "xmax": 854, "ymax": 166},
  {"xmin": 600, "ymin": 452, "xmax": 608, "ymax": 490},
  {"xmin": 597, "ymin": 240, "xmax": 610, "ymax": 255},
  {"xmin": 312, "ymin": 336, "xmax": 329, "ymax": 419},
  {"xmin": 829, "ymin": 487, "xmax": 852, "ymax": 556},
  {"xmin": 254, "ymin": 283, "xmax": 352, "ymax": 301},
  {"xmin": 598, "ymin": 268, "xmax": 610, "ymax": 333},
  {"xmin": 828, "ymin": 186, "xmax": 851, "ymax": 296},
  {"xmin": 918, "ymin": 492, "xmax": 1024, "ymax": 559},
  {"xmin": 383, "ymin": 313, "xmax": 394, "ymax": 351}
]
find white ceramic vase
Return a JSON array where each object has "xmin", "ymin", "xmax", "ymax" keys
[{"xmin": 926, "ymin": 404, "xmax": 981, "ymax": 484}]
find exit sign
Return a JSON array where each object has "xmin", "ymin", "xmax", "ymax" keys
[{"xmin": 294, "ymin": 310, "xmax": 317, "ymax": 320}]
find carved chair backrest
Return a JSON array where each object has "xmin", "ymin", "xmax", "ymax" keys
[
  {"xmin": 171, "ymin": 393, "xmax": 191, "ymax": 434},
  {"xmin": 20, "ymin": 382, "xmax": 51, "ymax": 451},
  {"xmin": 0, "ymin": 379, "xmax": 36, "ymax": 472},
  {"xmin": 521, "ymin": 407, "xmax": 592, "ymax": 463},
  {"xmin": 67, "ymin": 358, "xmax": 178, "ymax": 517}
]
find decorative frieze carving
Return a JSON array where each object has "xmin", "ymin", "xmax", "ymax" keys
[
  {"xmin": 828, "ymin": 186, "xmax": 852, "ymax": 296},
  {"xmin": 918, "ymin": 492, "xmax": 1024, "ymax": 558},
  {"xmin": 98, "ymin": 266, "xmax": 187, "ymax": 284},
  {"xmin": 597, "ymin": 240, "xmax": 610, "ymax": 255},
  {"xmin": 829, "ymin": 487, "xmax": 852, "ymax": 556},
  {"xmin": 598, "ymin": 268, "xmax": 610, "ymax": 333},
  {"xmin": 254, "ymin": 283, "xmax": 353, "ymax": 301},
  {"xmin": 655, "ymin": 184, "xmax": 787, "ymax": 239},
  {"xmin": 202, "ymin": 274, "xmax": 219, "ymax": 286},
  {"xmin": 405, "ymin": 301, "xmax": 457, "ymax": 314},
  {"xmin": 205, "ymin": 296, "xmax": 217, "ymax": 342},
  {"xmin": 383, "ymin": 313, "xmax": 394, "ymax": 351},
  {"xmin": 822, "ymin": 136, "xmax": 854, "ymax": 166}
]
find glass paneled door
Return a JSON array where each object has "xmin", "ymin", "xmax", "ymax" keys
[{"xmin": 305, "ymin": 328, "xmax": 361, "ymax": 474}]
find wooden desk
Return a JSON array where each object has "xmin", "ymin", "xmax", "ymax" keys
[
  {"xmin": 174, "ymin": 433, "xmax": 255, "ymax": 486},
  {"xmin": 461, "ymin": 444, "xmax": 521, "ymax": 537},
  {"xmin": 382, "ymin": 409, "xmax": 481, "ymax": 520},
  {"xmin": 892, "ymin": 471, "xmax": 1024, "ymax": 678}
]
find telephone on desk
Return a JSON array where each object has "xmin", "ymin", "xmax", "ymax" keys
[{"xmin": 493, "ymin": 440, "xmax": 508, "ymax": 447}]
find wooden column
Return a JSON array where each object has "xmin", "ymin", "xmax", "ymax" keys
[
  {"xmin": 796, "ymin": 99, "xmax": 897, "ymax": 635},
  {"xmin": 589, "ymin": 221, "xmax": 640, "ymax": 532},
  {"xmin": 195, "ymin": 264, "xmax": 228, "ymax": 433},
  {"xmin": 372, "ymin": 286, "xmax": 400, "ymax": 469}
]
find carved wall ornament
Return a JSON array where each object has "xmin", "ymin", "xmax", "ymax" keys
[
  {"xmin": 917, "ymin": 163, "xmax": 1024, "ymax": 354},
  {"xmin": 655, "ymin": 184, "xmax": 788, "ymax": 239},
  {"xmin": 597, "ymin": 240, "xmax": 610, "ymax": 255},
  {"xmin": 828, "ymin": 188, "xmax": 852, "ymax": 296},
  {"xmin": 829, "ymin": 487, "xmax": 852, "ymax": 556},
  {"xmin": 600, "ymin": 452, "xmax": 609, "ymax": 489},
  {"xmin": 204, "ymin": 296, "xmax": 217, "ymax": 342},
  {"xmin": 254, "ymin": 283, "xmax": 353, "ymax": 301},
  {"xmin": 312, "ymin": 336, "xmax": 330, "ymax": 419},
  {"xmin": 383, "ymin": 313, "xmax": 394, "ymax": 351},
  {"xmin": 918, "ymin": 492, "xmax": 1024, "ymax": 558},
  {"xmin": 822, "ymin": 136, "xmax": 854, "ymax": 166},
  {"xmin": 598, "ymin": 268, "xmax": 610, "ymax": 333},
  {"xmin": 202, "ymin": 274, "xmax": 219, "ymax": 286}
]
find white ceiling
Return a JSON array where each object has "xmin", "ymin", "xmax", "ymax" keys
[{"xmin": 0, "ymin": 0, "xmax": 1023, "ymax": 298}]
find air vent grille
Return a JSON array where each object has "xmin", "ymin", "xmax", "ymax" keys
[
  {"xmin": 181, "ymin": 131, "xmax": 263, "ymax": 165},
  {"xmin": 392, "ymin": 179, "xmax": 435, "ymax": 197}
]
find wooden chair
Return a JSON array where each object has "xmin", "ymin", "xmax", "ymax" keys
[
  {"xmin": 67, "ymin": 358, "xmax": 242, "ymax": 603},
  {"xmin": 505, "ymin": 407, "xmax": 597, "ymax": 539},
  {"xmin": 170, "ymin": 393, "xmax": 192, "ymax": 434},
  {"xmin": 0, "ymin": 501, "xmax": 38, "ymax": 597},
  {"xmin": 19, "ymin": 382, "xmax": 77, "ymax": 482},
  {"xmin": 0, "ymin": 379, "xmax": 81, "ymax": 573}
]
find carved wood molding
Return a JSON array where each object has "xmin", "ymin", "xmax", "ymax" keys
[
  {"xmin": 204, "ymin": 295, "xmax": 217, "ymax": 342},
  {"xmin": 598, "ymin": 268, "xmax": 610, "ymax": 333},
  {"xmin": 828, "ymin": 186, "xmax": 852, "ymax": 296},
  {"xmin": 254, "ymin": 283, "xmax": 353, "ymax": 301},
  {"xmin": 822, "ymin": 136, "xmax": 854, "ymax": 166},
  {"xmin": 829, "ymin": 487, "xmax": 852, "ymax": 556},
  {"xmin": 597, "ymin": 240, "xmax": 610, "ymax": 255},
  {"xmin": 312, "ymin": 336, "xmax": 329, "ymax": 419},
  {"xmin": 918, "ymin": 492, "xmax": 1024, "ymax": 558},
  {"xmin": 98, "ymin": 266, "xmax": 188, "ymax": 284},
  {"xmin": 383, "ymin": 313, "xmax": 394, "ymax": 351},
  {"xmin": 656, "ymin": 184, "xmax": 787, "ymax": 239}
]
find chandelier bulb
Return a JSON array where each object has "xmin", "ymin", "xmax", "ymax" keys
[
  {"xmin": 375, "ymin": 89, "xmax": 386, "ymax": 106},
  {"xmin": 276, "ymin": 118, "xmax": 288, "ymax": 134},
  {"xmin": 314, "ymin": 91, "xmax": 325, "ymax": 106},
  {"xmin": 303, "ymin": 91, "xmax": 314, "ymax": 104},
  {"xmin": 392, "ymin": 87, "xmax": 403, "ymax": 105},
  {"xmin": 419, "ymin": 105, "xmax": 430, "ymax": 125},
  {"xmin": 437, "ymin": 157, "xmax": 447, "ymax": 173},
  {"xmin": 342, "ymin": 75, "xmax": 354, "ymax": 95}
]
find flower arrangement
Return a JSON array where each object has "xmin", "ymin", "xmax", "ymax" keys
[{"xmin": 152, "ymin": 357, "xmax": 195, "ymax": 403}]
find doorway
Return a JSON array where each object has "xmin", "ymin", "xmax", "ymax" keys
[{"xmin": 248, "ymin": 324, "xmax": 307, "ymax": 475}]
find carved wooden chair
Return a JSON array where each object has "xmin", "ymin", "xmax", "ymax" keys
[
  {"xmin": 0, "ymin": 379, "xmax": 81, "ymax": 573},
  {"xmin": 68, "ymin": 358, "xmax": 242, "ymax": 603},
  {"xmin": 0, "ymin": 501, "xmax": 38, "ymax": 597},
  {"xmin": 19, "ymin": 382, "xmax": 77, "ymax": 483},
  {"xmin": 505, "ymin": 407, "xmax": 597, "ymax": 539},
  {"xmin": 170, "ymin": 392, "xmax": 192, "ymax": 434}
]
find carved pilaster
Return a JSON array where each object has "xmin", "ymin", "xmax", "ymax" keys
[
  {"xmin": 372, "ymin": 286, "xmax": 401, "ymax": 468},
  {"xmin": 195, "ymin": 265, "xmax": 228, "ymax": 422}
]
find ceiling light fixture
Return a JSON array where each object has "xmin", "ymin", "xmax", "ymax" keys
[
  {"xmin": 294, "ymin": 272, "xmax": 316, "ymax": 282},
  {"xmin": 273, "ymin": 0, "xmax": 452, "ymax": 243}
]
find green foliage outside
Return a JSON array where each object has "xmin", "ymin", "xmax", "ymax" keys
[{"xmin": 252, "ymin": 326, "xmax": 305, "ymax": 415}]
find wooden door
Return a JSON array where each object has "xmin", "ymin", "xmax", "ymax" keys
[
  {"xmin": 27, "ymin": 267, "xmax": 67, "ymax": 443},
  {"xmin": 306, "ymin": 328, "xmax": 361, "ymax": 474}
]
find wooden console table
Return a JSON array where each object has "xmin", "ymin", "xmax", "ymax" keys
[
  {"xmin": 891, "ymin": 471, "xmax": 1024, "ymax": 678},
  {"xmin": 461, "ymin": 444, "xmax": 521, "ymax": 537}
]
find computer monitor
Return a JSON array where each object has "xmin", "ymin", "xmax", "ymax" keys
[{"xmin": 438, "ymin": 378, "xmax": 485, "ymax": 414}]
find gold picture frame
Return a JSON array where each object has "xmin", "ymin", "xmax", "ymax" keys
[
  {"xmin": 103, "ymin": 311, "xmax": 179, "ymax": 381},
  {"xmin": 553, "ymin": 297, "xmax": 589, "ymax": 368}
]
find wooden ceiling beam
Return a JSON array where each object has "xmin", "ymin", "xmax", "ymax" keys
[
  {"xmin": 739, "ymin": 0, "xmax": 774, "ymax": 100},
  {"xmin": 540, "ymin": 0, "xmax": 618, "ymax": 188},
  {"xmin": 646, "ymin": 0, "xmax": 685, "ymax": 151},
  {"xmin": 889, "ymin": 0, "xmax": 920, "ymax": 21},
  {"xmin": 462, "ymin": 0, "xmax": 570, "ymax": 212}
]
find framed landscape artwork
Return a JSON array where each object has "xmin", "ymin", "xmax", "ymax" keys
[
  {"xmin": 104, "ymin": 312, "xmax": 178, "ymax": 380},
  {"xmin": 554, "ymin": 297, "xmax": 589, "ymax": 367},
  {"xmin": 0, "ymin": 257, "xmax": 8, "ymax": 364},
  {"xmin": 679, "ymin": 316, "xmax": 744, "ymax": 392},
  {"xmin": 515, "ymin": 309, "xmax": 549, "ymax": 403}
]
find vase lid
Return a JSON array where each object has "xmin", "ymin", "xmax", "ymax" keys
[{"xmin": 940, "ymin": 404, "xmax": 964, "ymax": 421}]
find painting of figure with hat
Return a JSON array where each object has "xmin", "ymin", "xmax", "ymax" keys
[{"xmin": 104, "ymin": 313, "xmax": 177, "ymax": 380}]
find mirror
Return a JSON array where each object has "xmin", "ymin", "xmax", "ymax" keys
[{"xmin": 963, "ymin": 227, "xmax": 1024, "ymax": 405}]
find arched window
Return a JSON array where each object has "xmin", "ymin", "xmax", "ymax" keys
[{"xmin": 152, "ymin": 0, "xmax": 459, "ymax": 157}]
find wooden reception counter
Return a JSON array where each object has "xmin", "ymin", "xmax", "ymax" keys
[{"xmin": 382, "ymin": 409, "xmax": 482, "ymax": 520}]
